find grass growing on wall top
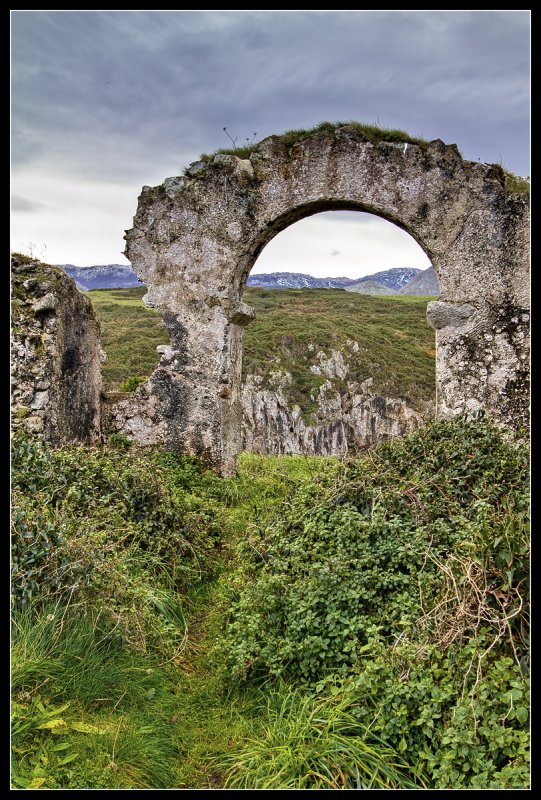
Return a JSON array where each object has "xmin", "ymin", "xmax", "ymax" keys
[{"xmin": 199, "ymin": 120, "xmax": 429, "ymax": 161}]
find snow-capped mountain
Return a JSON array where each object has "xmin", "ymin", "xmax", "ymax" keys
[
  {"xmin": 246, "ymin": 272, "xmax": 357, "ymax": 289},
  {"xmin": 345, "ymin": 268, "xmax": 421, "ymax": 293},
  {"xmin": 398, "ymin": 266, "xmax": 440, "ymax": 296},
  {"xmin": 57, "ymin": 264, "xmax": 142, "ymax": 290},
  {"xmin": 247, "ymin": 268, "xmax": 422, "ymax": 291},
  {"xmin": 56, "ymin": 264, "xmax": 428, "ymax": 294}
]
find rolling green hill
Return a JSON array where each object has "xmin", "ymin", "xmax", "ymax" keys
[{"xmin": 87, "ymin": 286, "xmax": 436, "ymax": 412}]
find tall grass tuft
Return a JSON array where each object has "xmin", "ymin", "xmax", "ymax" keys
[
  {"xmin": 11, "ymin": 607, "xmax": 179, "ymax": 789},
  {"xmin": 219, "ymin": 686, "xmax": 424, "ymax": 789}
]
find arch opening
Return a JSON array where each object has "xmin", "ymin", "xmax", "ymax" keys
[
  {"xmin": 236, "ymin": 203, "xmax": 435, "ymax": 296},
  {"xmin": 239, "ymin": 210, "xmax": 438, "ymax": 456}
]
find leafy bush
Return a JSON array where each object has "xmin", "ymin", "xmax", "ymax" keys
[
  {"xmin": 303, "ymin": 641, "xmax": 529, "ymax": 789},
  {"xmin": 217, "ymin": 416, "xmax": 529, "ymax": 788},
  {"xmin": 11, "ymin": 433, "xmax": 218, "ymax": 654},
  {"xmin": 221, "ymin": 416, "xmax": 528, "ymax": 683}
]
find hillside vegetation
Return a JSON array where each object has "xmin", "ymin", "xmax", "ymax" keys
[
  {"xmin": 83, "ymin": 288, "xmax": 166, "ymax": 391},
  {"xmin": 88, "ymin": 287, "xmax": 436, "ymax": 413},
  {"xmin": 11, "ymin": 416, "xmax": 529, "ymax": 788}
]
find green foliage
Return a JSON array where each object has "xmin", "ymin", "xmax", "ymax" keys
[
  {"xmin": 217, "ymin": 416, "xmax": 529, "ymax": 788},
  {"xmin": 304, "ymin": 643, "xmax": 530, "ymax": 789},
  {"xmin": 275, "ymin": 119, "xmax": 428, "ymax": 149},
  {"xmin": 11, "ymin": 251, "xmax": 37, "ymax": 265},
  {"xmin": 119, "ymin": 375, "xmax": 148, "ymax": 392},
  {"xmin": 11, "ymin": 417, "xmax": 529, "ymax": 788},
  {"xmin": 11, "ymin": 608, "xmax": 179, "ymax": 788},
  {"xmin": 221, "ymin": 416, "xmax": 528, "ymax": 684},
  {"xmin": 503, "ymin": 171, "xmax": 530, "ymax": 193},
  {"xmin": 11, "ymin": 432, "xmax": 217, "ymax": 655},
  {"xmin": 221, "ymin": 685, "xmax": 424, "ymax": 789},
  {"xmin": 199, "ymin": 120, "xmax": 428, "ymax": 163}
]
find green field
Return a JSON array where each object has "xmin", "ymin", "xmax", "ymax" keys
[
  {"xmin": 83, "ymin": 287, "xmax": 166, "ymax": 391},
  {"xmin": 87, "ymin": 286, "xmax": 436, "ymax": 412}
]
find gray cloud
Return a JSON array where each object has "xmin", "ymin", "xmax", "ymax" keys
[
  {"xmin": 11, "ymin": 10, "xmax": 530, "ymax": 265},
  {"xmin": 12, "ymin": 10, "xmax": 530, "ymax": 176},
  {"xmin": 11, "ymin": 195, "xmax": 50, "ymax": 212}
]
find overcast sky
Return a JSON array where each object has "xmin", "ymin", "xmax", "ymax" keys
[{"xmin": 11, "ymin": 10, "xmax": 530, "ymax": 277}]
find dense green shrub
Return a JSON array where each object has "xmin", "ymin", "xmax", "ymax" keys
[
  {"xmin": 218, "ymin": 416, "xmax": 529, "ymax": 788},
  {"xmin": 11, "ymin": 433, "xmax": 220, "ymax": 654},
  {"xmin": 221, "ymin": 416, "xmax": 528, "ymax": 683}
]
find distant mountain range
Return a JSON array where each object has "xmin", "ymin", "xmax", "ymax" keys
[
  {"xmin": 246, "ymin": 267, "xmax": 421, "ymax": 292},
  {"xmin": 397, "ymin": 267, "xmax": 439, "ymax": 296},
  {"xmin": 58, "ymin": 264, "xmax": 141, "ymax": 291},
  {"xmin": 57, "ymin": 264, "xmax": 439, "ymax": 296},
  {"xmin": 246, "ymin": 272, "xmax": 357, "ymax": 289}
]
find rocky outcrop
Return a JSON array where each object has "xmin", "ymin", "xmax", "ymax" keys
[
  {"xmin": 11, "ymin": 257, "xmax": 103, "ymax": 444},
  {"xmin": 106, "ymin": 342, "xmax": 432, "ymax": 457},
  {"xmin": 242, "ymin": 373, "xmax": 428, "ymax": 456}
]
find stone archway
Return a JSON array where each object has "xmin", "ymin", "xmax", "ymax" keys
[{"xmin": 114, "ymin": 124, "xmax": 529, "ymax": 473}]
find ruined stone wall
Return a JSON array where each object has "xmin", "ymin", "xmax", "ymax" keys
[
  {"xmin": 11, "ymin": 257, "xmax": 103, "ymax": 444},
  {"xmin": 117, "ymin": 126, "xmax": 528, "ymax": 472}
]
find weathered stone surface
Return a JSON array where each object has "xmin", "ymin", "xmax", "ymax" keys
[
  {"xmin": 31, "ymin": 293, "xmax": 57, "ymax": 313},
  {"xmin": 114, "ymin": 126, "xmax": 529, "ymax": 472},
  {"xmin": 426, "ymin": 301, "xmax": 475, "ymax": 330},
  {"xmin": 11, "ymin": 258, "xmax": 102, "ymax": 444}
]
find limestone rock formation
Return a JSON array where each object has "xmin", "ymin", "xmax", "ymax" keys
[
  {"xmin": 241, "ymin": 373, "xmax": 429, "ymax": 456},
  {"xmin": 11, "ymin": 257, "xmax": 103, "ymax": 444}
]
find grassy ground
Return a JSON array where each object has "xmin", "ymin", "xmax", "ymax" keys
[
  {"xmin": 84, "ymin": 288, "xmax": 167, "ymax": 391},
  {"xmin": 11, "ymin": 423, "xmax": 529, "ymax": 789},
  {"xmin": 87, "ymin": 286, "xmax": 436, "ymax": 413},
  {"xmin": 11, "ymin": 439, "xmax": 332, "ymax": 789}
]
